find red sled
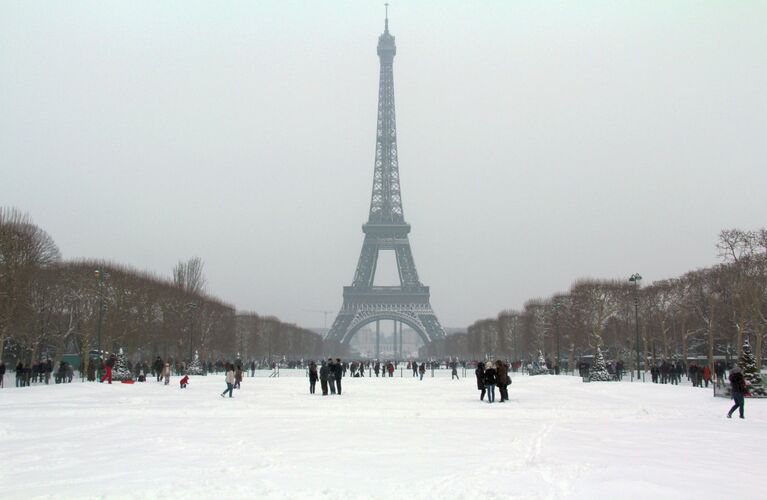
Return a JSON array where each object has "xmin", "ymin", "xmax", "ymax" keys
[{"xmin": 121, "ymin": 380, "xmax": 135, "ymax": 384}]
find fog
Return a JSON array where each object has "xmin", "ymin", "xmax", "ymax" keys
[{"xmin": 1, "ymin": 1, "xmax": 765, "ymax": 329}]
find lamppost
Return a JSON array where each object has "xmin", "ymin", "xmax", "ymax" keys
[
  {"xmin": 629, "ymin": 273, "xmax": 642, "ymax": 380},
  {"xmin": 552, "ymin": 297, "xmax": 563, "ymax": 375},
  {"xmin": 94, "ymin": 269, "xmax": 109, "ymax": 358}
]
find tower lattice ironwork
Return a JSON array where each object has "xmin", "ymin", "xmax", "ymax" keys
[{"xmin": 325, "ymin": 12, "xmax": 446, "ymax": 348}]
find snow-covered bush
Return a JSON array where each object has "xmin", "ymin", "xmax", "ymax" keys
[
  {"xmin": 740, "ymin": 339, "xmax": 765, "ymax": 397},
  {"xmin": 112, "ymin": 348, "xmax": 133, "ymax": 382},
  {"xmin": 588, "ymin": 346, "xmax": 613, "ymax": 382},
  {"xmin": 529, "ymin": 350, "xmax": 550, "ymax": 376},
  {"xmin": 187, "ymin": 350, "xmax": 205, "ymax": 376}
]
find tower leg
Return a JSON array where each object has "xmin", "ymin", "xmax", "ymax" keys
[{"xmin": 392, "ymin": 320, "xmax": 396, "ymax": 360}]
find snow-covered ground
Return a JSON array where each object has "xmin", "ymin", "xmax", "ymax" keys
[{"xmin": 1, "ymin": 370, "xmax": 764, "ymax": 499}]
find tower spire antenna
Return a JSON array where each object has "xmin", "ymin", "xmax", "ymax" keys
[{"xmin": 385, "ymin": 3, "xmax": 389, "ymax": 31}]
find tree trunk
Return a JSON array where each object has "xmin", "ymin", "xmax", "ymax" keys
[
  {"xmin": 642, "ymin": 323, "xmax": 649, "ymax": 377},
  {"xmin": 660, "ymin": 318, "xmax": 669, "ymax": 358},
  {"xmin": 681, "ymin": 316, "xmax": 688, "ymax": 366},
  {"xmin": 754, "ymin": 308, "xmax": 764, "ymax": 372}
]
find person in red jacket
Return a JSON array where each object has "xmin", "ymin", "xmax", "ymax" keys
[
  {"xmin": 100, "ymin": 354, "xmax": 115, "ymax": 384},
  {"xmin": 703, "ymin": 365, "xmax": 712, "ymax": 388},
  {"xmin": 179, "ymin": 374, "xmax": 189, "ymax": 389}
]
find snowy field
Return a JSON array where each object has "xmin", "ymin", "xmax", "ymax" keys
[{"xmin": 1, "ymin": 370, "xmax": 765, "ymax": 499}]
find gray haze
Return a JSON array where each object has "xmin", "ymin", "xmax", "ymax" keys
[{"xmin": 1, "ymin": 1, "xmax": 765, "ymax": 329}]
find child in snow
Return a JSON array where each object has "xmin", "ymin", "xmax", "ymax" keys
[{"xmin": 179, "ymin": 374, "xmax": 189, "ymax": 389}]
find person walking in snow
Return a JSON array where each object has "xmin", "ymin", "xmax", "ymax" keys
[
  {"xmin": 451, "ymin": 362, "xmax": 459, "ymax": 380},
  {"xmin": 319, "ymin": 360, "xmax": 329, "ymax": 396},
  {"xmin": 179, "ymin": 374, "xmax": 189, "ymax": 389},
  {"xmin": 0, "ymin": 361, "xmax": 5, "ymax": 388},
  {"xmin": 86, "ymin": 359, "xmax": 95, "ymax": 381},
  {"xmin": 14, "ymin": 361, "xmax": 22, "ymax": 387},
  {"xmin": 100, "ymin": 354, "xmax": 115, "ymax": 384},
  {"xmin": 483, "ymin": 361, "xmax": 497, "ymax": 403},
  {"xmin": 221, "ymin": 365, "xmax": 235, "ymax": 398},
  {"xmin": 44, "ymin": 358, "xmax": 53, "ymax": 384},
  {"xmin": 703, "ymin": 365, "xmax": 712, "ymax": 388},
  {"xmin": 474, "ymin": 361, "xmax": 486, "ymax": 401},
  {"xmin": 234, "ymin": 365, "xmax": 243, "ymax": 389},
  {"xmin": 715, "ymin": 361, "xmax": 725, "ymax": 388},
  {"xmin": 250, "ymin": 360, "xmax": 256, "ymax": 378},
  {"xmin": 153, "ymin": 356, "xmax": 163, "ymax": 382},
  {"xmin": 412, "ymin": 361, "xmax": 418, "ymax": 377},
  {"xmin": 496, "ymin": 360, "xmax": 510, "ymax": 402},
  {"xmin": 163, "ymin": 362, "xmax": 171, "ymax": 385},
  {"xmin": 335, "ymin": 358, "xmax": 343, "ymax": 395},
  {"xmin": 327, "ymin": 359, "xmax": 336, "ymax": 394},
  {"xmin": 418, "ymin": 362, "xmax": 426, "ymax": 381},
  {"xmin": 727, "ymin": 365, "xmax": 746, "ymax": 419},
  {"xmin": 309, "ymin": 361, "xmax": 318, "ymax": 394}
]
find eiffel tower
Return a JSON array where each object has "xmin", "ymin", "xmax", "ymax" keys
[{"xmin": 325, "ymin": 9, "xmax": 446, "ymax": 353}]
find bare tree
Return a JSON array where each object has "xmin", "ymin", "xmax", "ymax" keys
[
  {"xmin": 173, "ymin": 257, "xmax": 206, "ymax": 295},
  {"xmin": 0, "ymin": 208, "xmax": 61, "ymax": 359}
]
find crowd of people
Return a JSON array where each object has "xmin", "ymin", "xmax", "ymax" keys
[
  {"xmin": 6, "ymin": 359, "xmax": 76, "ymax": 387},
  {"xmin": 0, "ymin": 354, "xmax": 757, "ymax": 418},
  {"xmin": 475, "ymin": 360, "xmax": 511, "ymax": 403}
]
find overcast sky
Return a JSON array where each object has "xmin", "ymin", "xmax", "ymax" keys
[{"xmin": 1, "ymin": 1, "xmax": 765, "ymax": 329}]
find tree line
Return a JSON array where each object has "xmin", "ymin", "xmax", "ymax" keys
[
  {"xmin": 426, "ymin": 229, "xmax": 767, "ymax": 369},
  {"xmin": 0, "ymin": 208, "xmax": 323, "ymax": 364}
]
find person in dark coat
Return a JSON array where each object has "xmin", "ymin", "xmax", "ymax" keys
[
  {"xmin": 715, "ymin": 361, "xmax": 726, "ymax": 388},
  {"xmin": 727, "ymin": 365, "xmax": 746, "ymax": 419},
  {"xmin": 234, "ymin": 365, "xmax": 243, "ymax": 389},
  {"xmin": 56, "ymin": 362, "xmax": 67, "ymax": 384},
  {"xmin": 309, "ymin": 361, "xmax": 318, "ymax": 394},
  {"xmin": 44, "ymin": 359, "xmax": 53, "ymax": 384},
  {"xmin": 496, "ymin": 360, "xmax": 510, "ymax": 402},
  {"xmin": 483, "ymin": 361, "xmax": 497, "ymax": 403},
  {"xmin": 319, "ymin": 360, "xmax": 329, "ymax": 396},
  {"xmin": 153, "ymin": 356, "xmax": 163, "ymax": 382},
  {"xmin": 86, "ymin": 359, "xmax": 96, "ymax": 381},
  {"xmin": 418, "ymin": 362, "xmax": 426, "ymax": 380},
  {"xmin": 475, "ymin": 362, "xmax": 486, "ymax": 400},
  {"xmin": 327, "ymin": 359, "xmax": 336, "ymax": 394},
  {"xmin": 335, "ymin": 358, "xmax": 343, "ymax": 395},
  {"xmin": 0, "ymin": 360, "xmax": 5, "ymax": 388}
]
